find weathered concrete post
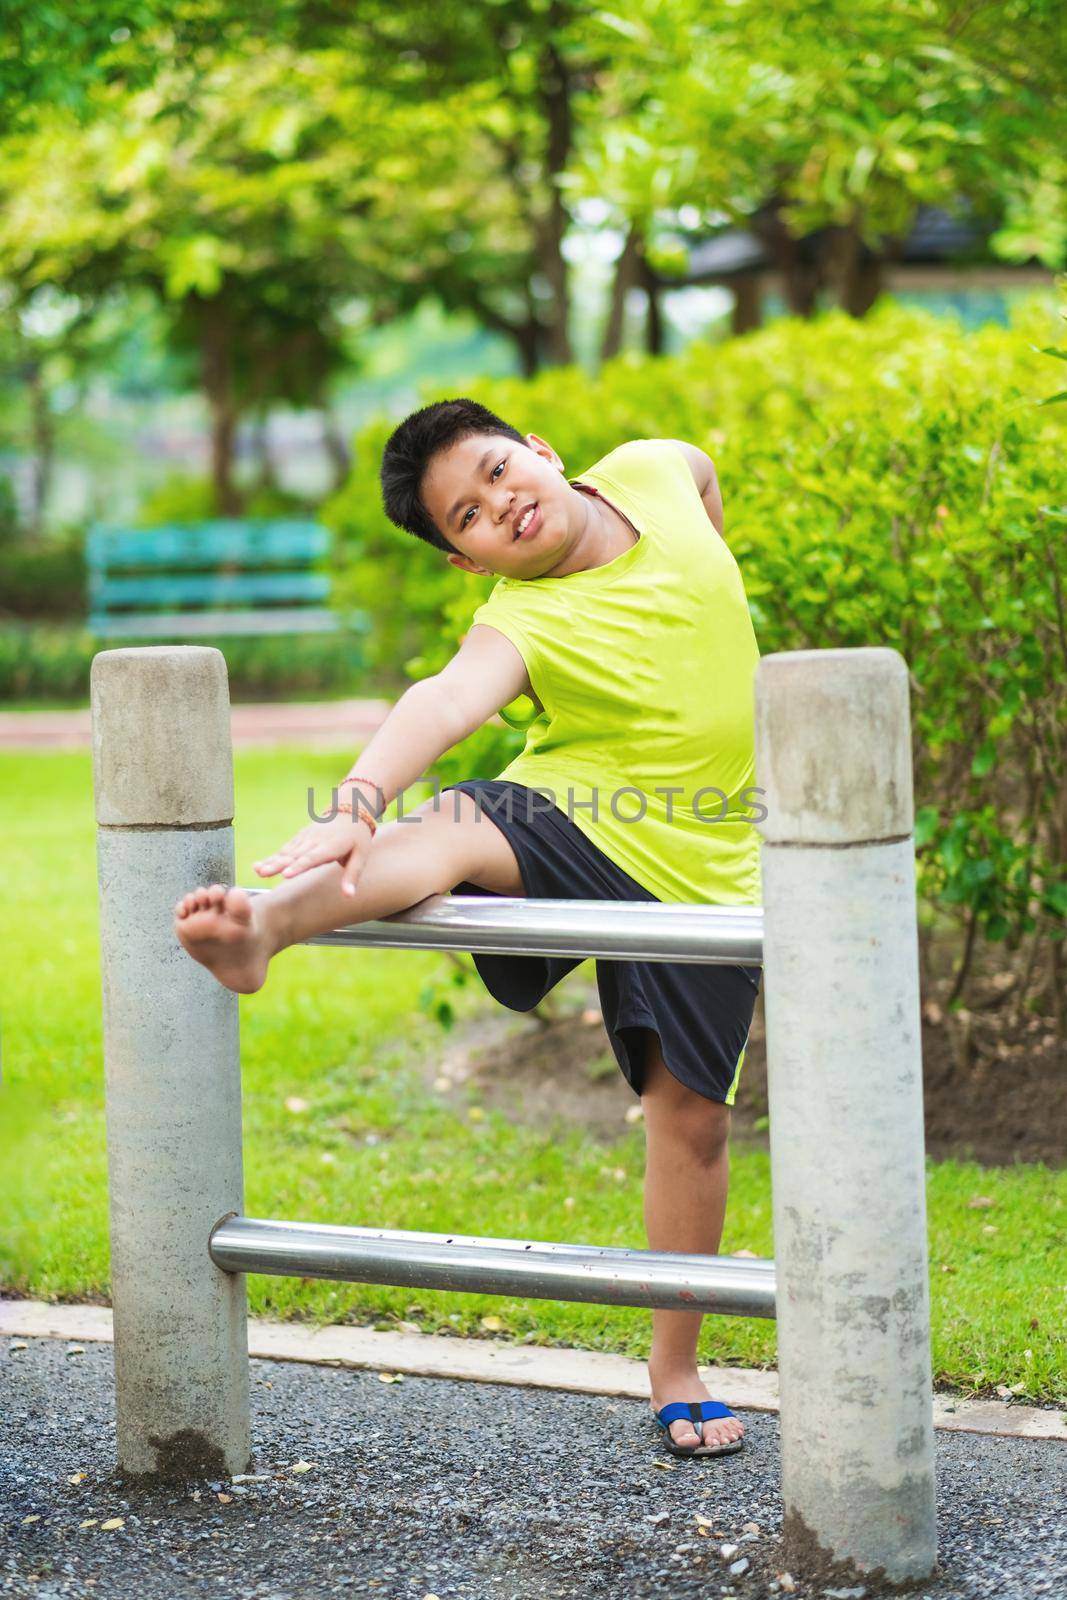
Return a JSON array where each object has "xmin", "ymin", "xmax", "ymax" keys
[
  {"xmin": 91, "ymin": 646, "xmax": 250, "ymax": 1478},
  {"xmin": 754, "ymin": 647, "xmax": 938, "ymax": 1587}
]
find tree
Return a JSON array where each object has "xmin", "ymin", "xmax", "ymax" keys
[
  {"xmin": 0, "ymin": 46, "xmax": 442, "ymax": 508},
  {"xmin": 566, "ymin": 0, "xmax": 1066, "ymax": 325},
  {"xmin": 1, "ymin": 3, "xmax": 154, "ymax": 132},
  {"xmin": 4, "ymin": 0, "xmax": 1063, "ymax": 486},
  {"xmin": 0, "ymin": 284, "xmax": 160, "ymax": 537}
]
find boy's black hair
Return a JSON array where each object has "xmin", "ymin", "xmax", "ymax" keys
[{"xmin": 380, "ymin": 397, "xmax": 528, "ymax": 554}]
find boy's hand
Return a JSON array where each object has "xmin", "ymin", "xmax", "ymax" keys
[{"xmin": 253, "ymin": 814, "xmax": 375, "ymax": 898}]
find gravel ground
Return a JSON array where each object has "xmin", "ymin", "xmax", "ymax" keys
[{"xmin": 2, "ymin": 1339, "xmax": 1064, "ymax": 1600}]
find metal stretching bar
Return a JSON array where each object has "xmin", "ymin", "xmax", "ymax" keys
[
  {"xmin": 244, "ymin": 888, "xmax": 764, "ymax": 965},
  {"xmin": 93, "ymin": 644, "xmax": 939, "ymax": 1589},
  {"xmin": 208, "ymin": 1216, "xmax": 777, "ymax": 1318}
]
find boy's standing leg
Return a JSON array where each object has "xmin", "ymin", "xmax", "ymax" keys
[{"xmin": 640, "ymin": 1031, "xmax": 745, "ymax": 1452}]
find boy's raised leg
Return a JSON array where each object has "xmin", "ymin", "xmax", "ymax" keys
[
  {"xmin": 174, "ymin": 791, "xmax": 523, "ymax": 994},
  {"xmin": 640, "ymin": 1032, "xmax": 744, "ymax": 1453}
]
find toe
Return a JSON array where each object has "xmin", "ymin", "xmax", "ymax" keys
[{"xmin": 224, "ymin": 886, "xmax": 252, "ymax": 923}]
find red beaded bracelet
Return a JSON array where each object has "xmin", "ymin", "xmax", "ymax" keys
[
  {"xmin": 337, "ymin": 775, "xmax": 383, "ymax": 834},
  {"xmin": 334, "ymin": 798, "xmax": 378, "ymax": 835}
]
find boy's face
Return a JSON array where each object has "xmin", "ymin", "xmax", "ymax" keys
[{"xmin": 421, "ymin": 431, "xmax": 581, "ymax": 579}]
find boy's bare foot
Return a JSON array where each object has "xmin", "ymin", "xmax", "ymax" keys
[
  {"xmin": 173, "ymin": 883, "xmax": 271, "ymax": 994},
  {"xmin": 648, "ymin": 1365, "xmax": 745, "ymax": 1451}
]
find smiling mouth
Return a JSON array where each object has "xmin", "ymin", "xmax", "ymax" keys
[{"xmin": 513, "ymin": 503, "xmax": 539, "ymax": 540}]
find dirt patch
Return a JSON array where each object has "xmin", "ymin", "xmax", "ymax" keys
[
  {"xmin": 416, "ymin": 984, "xmax": 638, "ymax": 1143},
  {"xmin": 734, "ymin": 997, "xmax": 1066, "ymax": 1169},
  {"xmin": 418, "ymin": 953, "xmax": 1065, "ymax": 1170}
]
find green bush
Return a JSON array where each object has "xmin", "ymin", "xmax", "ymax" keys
[
  {"xmin": 329, "ymin": 295, "xmax": 1066, "ymax": 1004},
  {"xmin": 0, "ymin": 475, "xmax": 18, "ymax": 545},
  {"xmin": 134, "ymin": 475, "xmax": 317, "ymax": 527},
  {"xmin": 0, "ymin": 535, "xmax": 87, "ymax": 619},
  {"xmin": 0, "ymin": 621, "xmax": 94, "ymax": 699},
  {"xmin": 0, "ymin": 622, "xmax": 369, "ymax": 702}
]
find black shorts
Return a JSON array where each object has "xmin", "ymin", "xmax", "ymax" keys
[{"xmin": 444, "ymin": 779, "xmax": 762, "ymax": 1106}]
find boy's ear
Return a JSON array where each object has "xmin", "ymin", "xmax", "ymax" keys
[
  {"xmin": 446, "ymin": 551, "xmax": 493, "ymax": 577},
  {"xmin": 526, "ymin": 431, "xmax": 564, "ymax": 471}
]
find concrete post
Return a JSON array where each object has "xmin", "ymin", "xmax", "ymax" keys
[
  {"xmin": 754, "ymin": 647, "xmax": 938, "ymax": 1588},
  {"xmin": 91, "ymin": 646, "xmax": 250, "ymax": 1478}
]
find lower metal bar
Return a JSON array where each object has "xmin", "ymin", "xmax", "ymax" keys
[{"xmin": 208, "ymin": 1216, "xmax": 777, "ymax": 1318}]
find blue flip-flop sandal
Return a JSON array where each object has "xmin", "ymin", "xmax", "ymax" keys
[{"xmin": 649, "ymin": 1398, "xmax": 744, "ymax": 1459}]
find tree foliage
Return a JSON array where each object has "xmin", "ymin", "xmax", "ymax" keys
[
  {"xmin": 570, "ymin": 0, "xmax": 1066, "ymax": 311},
  {"xmin": 0, "ymin": 0, "xmax": 1063, "ymax": 513}
]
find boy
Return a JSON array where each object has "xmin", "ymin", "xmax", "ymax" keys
[{"xmin": 174, "ymin": 397, "xmax": 763, "ymax": 1460}]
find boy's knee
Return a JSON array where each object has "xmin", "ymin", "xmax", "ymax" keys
[
  {"xmin": 669, "ymin": 1098, "xmax": 731, "ymax": 1163},
  {"xmin": 389, "ymin": 790, "xmax": 523, "ymax": 897}
]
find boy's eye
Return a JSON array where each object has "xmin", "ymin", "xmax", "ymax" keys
[{"xmin": 461, "ymin": 459, "xmax": 505, "ymax": 528}]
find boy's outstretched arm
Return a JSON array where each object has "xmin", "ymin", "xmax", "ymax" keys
[
  {"xmin": 253, "ymin": 624, "xmax": 532, "ymax": 890},
  {"xmin": 340, "ymin": 621, "xmax": 535, "ymax": 811}
]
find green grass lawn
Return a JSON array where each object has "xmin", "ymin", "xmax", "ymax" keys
[
  {"xmin": 1, "ymin": 748, "xmax": 1064, "ymax": 1407},
  {"xmin": 0, "ymin": 697, "xmax": 95, "ymax": 713}
]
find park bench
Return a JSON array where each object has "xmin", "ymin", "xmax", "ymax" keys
[{"xmin": 87, "ymin": 518, "xmax": 365, "ymax": 638}]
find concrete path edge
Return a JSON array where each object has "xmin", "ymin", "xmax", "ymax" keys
[
  {"xmin": 3, "ymin": 1298, "xmax": 1064, "ymax": 1442},
  {"xmin": 0, "ymin": 699, "xmax": 391, "ymax": 751}
]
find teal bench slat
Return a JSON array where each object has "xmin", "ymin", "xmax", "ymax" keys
[
  {"xmin": 86, "ymin": 518, "xmax": 362, "ymax": 641},
  {"xmin": 88, "ymin": 608, "xmax": 353, "ymax": 638},
  {"xmin": 91, "ymin": 573, "xmax": 331, "ymax": 607},
  {"xmin": 86, "ymin": 521, "xmax": 330, "ymax": 570}
]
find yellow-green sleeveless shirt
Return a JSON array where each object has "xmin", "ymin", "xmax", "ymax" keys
[{"xmin": 469, "ymin": 438, "xmax": 763, "ymax": 907}]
